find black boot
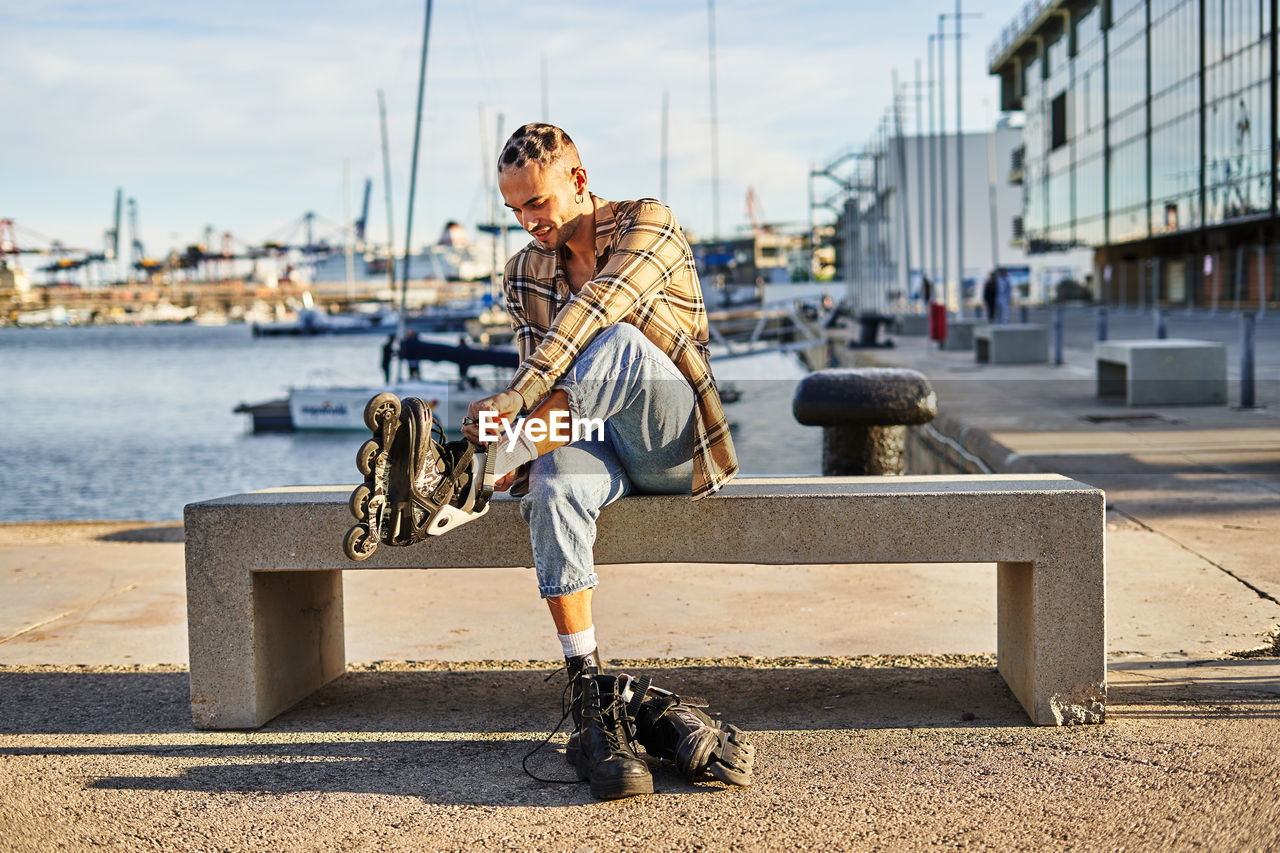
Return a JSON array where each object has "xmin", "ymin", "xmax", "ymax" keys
[
  {"xmin": 564, "ymin": 650, "xmax": 602, "ymax": 766},
  {"xmin": 575, "ymin": 673, "xmax": 653, "ymax": 800}
]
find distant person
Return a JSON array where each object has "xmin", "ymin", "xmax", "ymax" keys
[
  {"xmin": 997, "ymin": 269, "xmax": 1013, "ymax": 324},
  {"xmin": 983, "ymin": 272, "xmax": 998, "ymax": 321},
  {"xmin": 920, "ymin": 275, "xmax": 933, "ymax": 305},
  {"xmin": 403, "ymin": 329, "xmax": 421, "ymax": 380},
  {"xmin": 380, "ymin": 334, "xmax": 396, "ymax": 384}
]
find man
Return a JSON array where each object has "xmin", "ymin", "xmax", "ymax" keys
[
  {"xmin": 346, "ymin": 123, "xmax": 753, "ymax": 800},
  {"xmin": 466, "ymin": 123, "xmax": 748, "ymax": 799}
]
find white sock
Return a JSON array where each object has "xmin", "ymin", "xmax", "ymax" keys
[
  {"xmin": 558, "ymin": 626, "xmax": 597, "ymax": 659},
  {"xmin": 489, "ymin": 425, "xmax": 537, "ymax": 478}
]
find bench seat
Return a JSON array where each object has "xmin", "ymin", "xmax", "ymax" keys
[{"xmin": 184, "ymin": 474, "xmax": 1106, "ymax": 729}]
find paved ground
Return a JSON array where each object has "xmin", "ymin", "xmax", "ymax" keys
[{"xmin": 2, "ymin": 308, "xmax": 1280, "ymax": 851}]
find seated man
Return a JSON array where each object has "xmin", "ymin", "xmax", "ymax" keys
[{"xmin": 346, "ymin": 123, "xmax": 752, "ymax": 800}]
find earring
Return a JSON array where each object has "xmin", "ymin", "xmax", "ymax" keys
[{"xmin": 575, "ymin": 190, "xmax": 585, "ymax": 204}]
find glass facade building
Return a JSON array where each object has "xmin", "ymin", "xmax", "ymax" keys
[{"xmin": 990, "ymin": 0, "xmax": 1278, "ymax": 306}]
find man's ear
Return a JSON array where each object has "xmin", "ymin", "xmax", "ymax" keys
[{"xmin": 572, "ymin": 166, "xmax": 588, "ymax": 194}]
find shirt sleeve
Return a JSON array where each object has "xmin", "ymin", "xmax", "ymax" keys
[{"xmin": 507, "ymin": 200, "xmax": 685, "ymax": 407}]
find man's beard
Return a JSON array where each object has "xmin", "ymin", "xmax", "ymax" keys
[{"xmin": 548, "ymin": 212, "xmax": 582, "ymax": 250}]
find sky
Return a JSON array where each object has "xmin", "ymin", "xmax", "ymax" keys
[{"xmin": 1, "ymin": 0, "xmax": 1026, "ymax": 258}]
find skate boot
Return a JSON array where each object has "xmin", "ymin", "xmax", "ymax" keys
[
  {"xmin": 620, "ymin": 674, "xmax": 755, "ymax": 787},
  {"xmin": 343, "ymin": 394, "xmax": 496, "ymax": 561},
  {"xmin": 574, "ymin": 673, "xmax": 653, "ymax": 800}
]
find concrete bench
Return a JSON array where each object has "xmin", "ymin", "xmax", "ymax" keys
[
  {"xmin": 1095, "ymin": 339, "xmax": 1227, "ymax": 406},
  {"xmin": 184, "ymin": 474, "xmax": 1106, "ymax": 730},
  {"xmin": 975, "ymin": 324, "xmax": 1050, "ymax": 364},
  {"xmin": 941, "ymin": 319, "xmax": 978, "ymax": 351}
]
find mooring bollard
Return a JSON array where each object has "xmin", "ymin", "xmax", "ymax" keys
[
  {"xmin": 1241, "ymin": 312, "xmax": 1256, "ymax": 409},
  {"xmin": 1155, "ymin": 308, "xmax": 1167, "ymax": 339},
  {"xmin": 1019, "ymin": 305, "xmax": 1029, "ymax": 324},
  {"xmin": 792, "ymin": 368, "xmax": 937, "ymax": 475},
  {"xmin": 1097, "ymin": 307, "xmax": 1108, "ymax": 342}
]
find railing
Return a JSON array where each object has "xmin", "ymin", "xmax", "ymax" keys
[{"xmin": 988, "ymin": 0, "xmax": 1051, "ymax": 66}]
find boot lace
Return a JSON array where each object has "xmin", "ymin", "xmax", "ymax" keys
[{"xmin": 520, "ymin": 669, "xmax": 582, "ymax": 785}]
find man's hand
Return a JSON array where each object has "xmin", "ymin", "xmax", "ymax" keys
[{"xmin": 462, "ymin": 388, "xmax": 525, "ymax": 444}]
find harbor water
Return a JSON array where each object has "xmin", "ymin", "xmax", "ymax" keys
[{"xmin": 0, "ymin": 324, "xmax": 820, "ymax": 522}]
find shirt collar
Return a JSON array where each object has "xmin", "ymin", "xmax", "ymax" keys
[{"xmin": 591, "ymin": 194, "xmax": 615, "ymax": 260}]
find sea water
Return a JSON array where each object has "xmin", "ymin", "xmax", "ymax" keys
[{"xmin": 0, "ymin": 324, "xmax": 819, "ymax": 521}]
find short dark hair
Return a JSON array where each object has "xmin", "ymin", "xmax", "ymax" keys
[{"xmin": 497, "ymin": 123, "xmax": 580, "ymax": 174}]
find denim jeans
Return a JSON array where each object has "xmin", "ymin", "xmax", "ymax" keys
[{"xmin": 519, "ymin": 323, "xmax": 696, "ymax": 598}]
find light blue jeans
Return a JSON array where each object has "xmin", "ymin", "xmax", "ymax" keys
[{"xmin": 519, "ymin": 323, "xmax": 696, "ymax": 598}]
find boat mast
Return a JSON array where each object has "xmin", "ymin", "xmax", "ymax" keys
[
  {"xmin": 397, "ymin": 0, "xmax": 434, "ymax": 383},
  {"xmin": 378, "ymin": 89, "xmax": 397, "ymax": 304}
]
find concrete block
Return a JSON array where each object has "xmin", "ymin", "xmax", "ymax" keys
[
  {"xmin": 184, "ymin": 474, "xmax": 1106, "ymax": 728},
  {"xmin": 975, "ymin": 324, "xmax": 1050, "ymax": 364},
  {"xmin": 942, "ymin": 320, "xmax": 977, "ymax": 351},
  {"xmin": 1095, "ymin": 339, "xmax": 1227, "ymax": 406},
  {"xmin": 894, "ymin": 314, "xmax": 929, "ymax": 336}
]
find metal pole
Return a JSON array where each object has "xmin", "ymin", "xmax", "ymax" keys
[
  {"xmin": 1234, "ymin": 245, "xmax": 1244, "ymax": 312},
  {"xmin": 955, "ymin": 0, "xmax": 965, "ymax": 313},
  {"xmin": 927, "ymin": 35, "xmax": 940, "ymax": 296},
  {"xmin": 377, "ymin": 90, "xmax": 397, "ymax": 303},
  {"xmin": 1097, "ymin": 306, "xmax": 1108, "ymax": 342},
  {"xmin": 986, "ymin": 108, "xmax": 1001, "ymax": 278},
  {"xmin": 807, "ymin": 165, "xmax": 815, "ymax": 280},
  {"xmin": 397, "ymin": 0, "xmax": 434, "ymax": 384},
  {"xmin": 1153, "ymin": 257, "xmax": 1165, "ymax": 337},
  {"xmin": 1258, "ymin": 243, "xmax": 1267, "ymax": 317},
  {"xmin": 1053, "ymin": 306, "xmax": 1064, "ymax": 365},
  {"xmin": 914, "ymin": 58, "xmax": 927, "ymax": 308},
  {"xmin": 937, "ymin": 17, "xmax": 949, "ymax": 314},
  {"xmin": 496, "ymin": 114, "xmax": 509, "ymax": 284},
  {"xmin": 1241, "ymin": 312, "xmax": 1256, "ymax": 408},
  {"xmin": 893, "ymin": 76, "xmax": 913, "ymax": 314}
]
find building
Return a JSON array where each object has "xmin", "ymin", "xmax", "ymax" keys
[
  {"xmin": 813, "ymin": 122, "xmax": 1093, "ymax": 313},
  {"xmin": 990, "ymin": 0, "xmax": 1278, "ymax": 309}
]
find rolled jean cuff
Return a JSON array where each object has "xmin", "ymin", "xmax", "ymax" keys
[
  {"xmin": 538, "ymin": 573, "xmax": 599, "ymax": 599},
  {"xmin": 550, "ymin": 377, "xmax": 584, "ymax": 426}
]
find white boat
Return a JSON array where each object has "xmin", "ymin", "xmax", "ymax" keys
[{"xmin": 288, "ymin": 377, "xmax": 500, "ymax": 432}]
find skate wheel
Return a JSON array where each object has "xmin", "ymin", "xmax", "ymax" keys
[
  {"xmin": 363, "ymin": 392, "xmax": 401, "ymax": 432},
  {"xmin": 349, "ymin": 484, "xmax": 372, "ymax": 520},
  {"xmin": 343, "ymin": 525, "xmax": 377, "ymax": 561},
  {"xmin": 356, "ymin": 439, "xmax": 380, "ymax": 477}
]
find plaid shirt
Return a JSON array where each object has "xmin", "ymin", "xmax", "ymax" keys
[{"xmin": 503, "ymin": 195, "xmax": 738, "ymax": 500}]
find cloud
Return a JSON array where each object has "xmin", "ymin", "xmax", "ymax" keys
[{"xmin": 1, "ymin": 0, "xmax": 1018, "ymax": 251}]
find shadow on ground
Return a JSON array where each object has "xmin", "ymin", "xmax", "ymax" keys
[{"xmin": 2, "ymin": 663, "xmax": 1277, "ymax": 806}]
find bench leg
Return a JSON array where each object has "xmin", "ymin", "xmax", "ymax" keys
[
  {"xmin": 187, "ymin": 569, "xmax": 345, "ymax": 729},
  {"xmin": 997, "ymin": 560, "xmax": 1106, "ymax": 725}
]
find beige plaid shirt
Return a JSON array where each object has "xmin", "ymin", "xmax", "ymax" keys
[{"xmin": 503, "ymin": 195, "xmax": 738, "ymax": 500}]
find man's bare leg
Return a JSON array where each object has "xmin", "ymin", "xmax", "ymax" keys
[{"xmin": 547, "ymin": 587, "xmax": 593, "ymax": 635}]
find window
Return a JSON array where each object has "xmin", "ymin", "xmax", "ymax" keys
[{"xmin": 1051, "ymin": 92, "xmax": 1069, "ymax": 149}]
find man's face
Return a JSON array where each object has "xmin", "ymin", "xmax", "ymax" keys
[{"xmin": 499, "ymin": 160, "xmax": 583, "ymax": 251}]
